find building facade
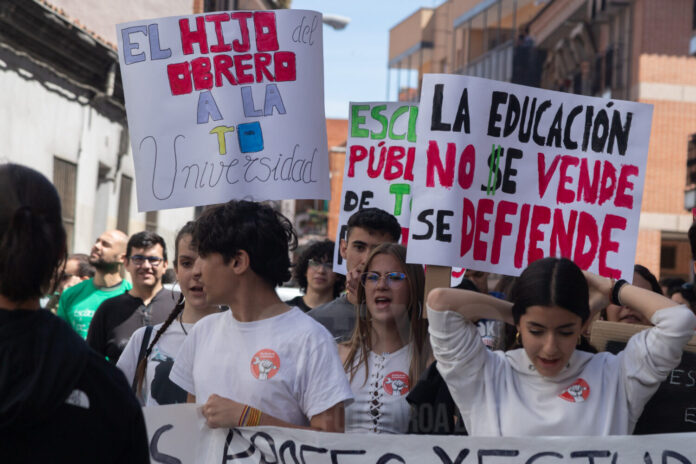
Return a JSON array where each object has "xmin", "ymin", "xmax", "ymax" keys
[
  {"xmin": 0, "ymin": 0, "xmax": 289, "ymax": 256},
  {"xmin": 388, "ymin": 0, "xmax": 696, "ymax": 280}
]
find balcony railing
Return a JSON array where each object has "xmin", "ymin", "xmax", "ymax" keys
[{"xmin": 463, "ymin": 39, "xmax": 514, "ymax": 82}]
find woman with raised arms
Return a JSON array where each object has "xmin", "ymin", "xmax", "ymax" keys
[{"xmin": 426, "ymin": 257, "xmax": 696, "ymax": 436}]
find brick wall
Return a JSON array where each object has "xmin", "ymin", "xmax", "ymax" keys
[
  {"xmin": 635, "ymin": 228, "xmax": 661, "ymax": 277},
  {"xmin": 640, "ymin": 0, "xmax": 692, "ymax": 56},
  {"xmin": 325, "ymin": 119, "xmax": 348, "ymax": 241}
]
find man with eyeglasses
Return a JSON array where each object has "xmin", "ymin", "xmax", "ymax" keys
[
  {"xmin": 57, "ymin": 230, "xmax": 131, "ymax": 338},
  {"xmin": 87, "ymin": 231, "xmax": 179, "ymax": 363}
]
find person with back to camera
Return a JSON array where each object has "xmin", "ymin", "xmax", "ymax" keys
[
  {"xmin": 0, "ymin": 164, "xmax": 148, "ymax": 463},
  {"xmin": 339, "ymin": 243, "xmax": 431, "ymax": 434},
  {"xmin": 426, "ymin": 257, "xmax": 696, "ymax": 436}
]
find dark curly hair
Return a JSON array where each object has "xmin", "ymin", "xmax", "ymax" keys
[
  {"xmin": 193, "ymin": 200, "xmax": 297, "ymax": 287},
  {"xmin": 292, "ymin": 240, "xmax": 345, "ymax": 296}
]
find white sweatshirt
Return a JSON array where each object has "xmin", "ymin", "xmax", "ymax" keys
[{"xmin": 428, "ymin": 305, "xmax": 696, "ymax": 436}]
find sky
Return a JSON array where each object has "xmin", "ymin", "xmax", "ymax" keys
[{"xmin": 291, "ymin": 0, "xmax": 443, "ymax": 119}]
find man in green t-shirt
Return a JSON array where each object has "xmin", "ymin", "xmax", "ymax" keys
[{"xmin": 57, "ymin": 230, "xmax": 130, "ymax": 338}]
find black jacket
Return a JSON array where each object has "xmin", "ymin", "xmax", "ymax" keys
[{"xmin": 0, "ymin": 308, "xmax": 149, "ymax": 463}]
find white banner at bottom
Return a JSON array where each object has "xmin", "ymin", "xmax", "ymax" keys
[{"xmin": 144, "ymin": 405, "xmax": 696, "ymax": 463}]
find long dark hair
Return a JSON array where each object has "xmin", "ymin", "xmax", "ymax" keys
[
  {"xmin": 510, "ymin": 257, "xmax": 590, "ymax": 324},
  {"xmin": 0, "ymin": 164, "xmax": 67, "ymax": 303},
  {"xmin": 510, "ymin": 257, "xmax": 596, "ymax": 353},
  {"xmin": 134, "ymin": 222, "xmax": 194, "ymax": 397}
]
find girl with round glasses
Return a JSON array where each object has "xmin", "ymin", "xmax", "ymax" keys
[
  {"xmin": 339, "ymin": 243, "xmax": 431, "ymax": 433},
  {"xmin": 427, "ymin": 257, "xmax": 696, "ymax": 436}
]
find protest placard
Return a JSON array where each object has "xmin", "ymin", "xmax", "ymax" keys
[
  {"xmin": 591, "ymin": 320, "xmax": 696, "ymax": 434},
  {"xmin": 142, "ymin": 418, "xmax": 696, "ymax": 463},
  {"xmin": 407, "ymin": 74, "xmax": 653, "ymax": 281},
  {"xmin": 143, "ymin": 404, "xmax": 205, "ymax": 463},
  {"xmin": 116, "ymin": 10, "xmax": 329, "ymax": 211},
  {"xmin": 333, "ymin": 102, "xmax": 417, "ymax": 272}
]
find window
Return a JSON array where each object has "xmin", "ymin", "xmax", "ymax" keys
[
  {"xmin": 117, "ymin": 175, "xmax": 132, "ymax": 233},
  {"xmin": 661, "ymin": 245, "xmax": 677, "ymax": 270},
  {"xmin": 53, "ymin": 157, "xmax": 77, "ymax": 252},
  {"xmin": 687, "ymin": 134, "xmax": 696, "ymax": 186},
  {"xmin": 145, "ymin": 211, "xmax": 158, "ymax": 232}
]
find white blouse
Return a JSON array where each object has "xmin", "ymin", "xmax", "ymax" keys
[{"xmin": 344, "ymin": 344, "xmax": 412, "ymax": 434}]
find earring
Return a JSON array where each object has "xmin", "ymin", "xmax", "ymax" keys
[{"xmin": 515, "ymin": 331, "xmax": 521, "ymax": 346}]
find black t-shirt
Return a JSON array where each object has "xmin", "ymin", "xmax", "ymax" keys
[
  {"xmin": 87, "ymin": 288, "xmax": 178, "ymax": 363},
  {"xmin": 285, "ymin": 295, "xmax": 311, "ymax": 313},
  {"xmin": 0, "ymin": 309, "xmax": 149, "ymax": 463}
]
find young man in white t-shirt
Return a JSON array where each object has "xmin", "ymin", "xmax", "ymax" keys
[{"xmin": 170, "ymin": 200, "xmax": 352, "ymax": 432}]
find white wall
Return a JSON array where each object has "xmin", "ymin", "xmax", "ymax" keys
[{"xmin": 0, "ymin": 46, "xmax": 195, "ymax": 256}]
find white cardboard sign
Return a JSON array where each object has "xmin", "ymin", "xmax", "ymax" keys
[
  {"xmin": 141, "ymin": 411, "xmax": 696, "ymax": 464},
  {"xmin": 407, "ymin": 74, "xmax": 653, "ymax": 280},
  {"xmin": 333, "ymin": 102, "xmax": 417, "ymax": 273},
  {"xmin": 116, "ymin": 10, "xmax": 329, "ymax": 211}
]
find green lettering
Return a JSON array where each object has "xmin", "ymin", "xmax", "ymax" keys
[
  {"xmin": 370, "ymin": 104, "xmax": 388, "ymax": 140},
  {"xmin": 350, "ymin": 104, "xmax": 370, "ymax": 138},
  {"xmin": 407, "ymin": 106, "xmax": 418, "ymax": 143},
  {"xmin": 389, "ymin": 183, "xmax": 411, "ymax": 216},
  {"xmin": 387, "ymin": 105, "xmax": 409, "ymax": 140}
]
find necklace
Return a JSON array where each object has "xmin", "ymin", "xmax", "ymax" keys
[{"xmin": 178, "ymin": 312, "xmax": 188, "ymax": 335}]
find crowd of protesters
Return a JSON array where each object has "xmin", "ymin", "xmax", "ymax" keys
[{"xmin": 2, "ymin": 163, "xmax": 696, "ymax": 461}]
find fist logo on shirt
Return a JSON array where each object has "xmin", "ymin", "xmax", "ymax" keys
[
  {"xmin": 383, "ymin": 371, "xmax": 410, "ymax": 396},
  {"xmin": 559, "ymin": 378, "xmax": 590, "ymax": 403},
  {"xmin": 251, "ymin": 349, "xmax": 280, "ymax": 380}
]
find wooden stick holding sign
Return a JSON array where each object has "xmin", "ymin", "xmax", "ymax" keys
[{"xmin": 423, "ymin": 265, "xmax": 452, "ymax": 319}]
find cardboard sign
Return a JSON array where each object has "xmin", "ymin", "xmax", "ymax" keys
[
  {"xmin": 407, "ymin": 75, "xmax": 653, "ymax": 280},
  {"xmin": 143, "ymin": 404, "xmax": 205, "ymax": 463},
  {"xmin": 117, "ymin": 10, "xmax": 329, "ymax": 211},
  {"xmin": 591, "ymin": 320, "xmax": 696, "ymax": 434},
  {"xmin": 208, "ymin": 426, "xmax": 696, "ymax": 463},
  {"xmin": 144, "ymin": 408, "xmax": 696, "ymax": 463},
  {"xmin": 333, "ymin": 102, "xmax": 417, "ymax": 273}
]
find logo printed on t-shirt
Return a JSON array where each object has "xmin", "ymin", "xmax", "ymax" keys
[
  {"xmin": 559, "ymin": 378, "xmax": 590, "ymax": 403},
  {"xmin": 250, "ymin": 349, "xmax": 280, "ymax": 380},
  {"xmin": 383, "ymin": 371, "xmax": 409, "ymax": 396}
]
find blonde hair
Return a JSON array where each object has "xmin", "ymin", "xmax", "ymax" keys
[{"xmin": 342, "ymin": 243, "xmax": 431, "ymax": 386}]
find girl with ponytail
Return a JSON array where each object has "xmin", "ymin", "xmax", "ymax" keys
[
  {"xmin": 117, "ymin": 222, "xmax": 219, "ymax": 405},
  {"xmin": 0, "ymin": 164, "xmax": 148, "ymax": 461}
]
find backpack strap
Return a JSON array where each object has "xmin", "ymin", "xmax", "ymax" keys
[{"xmin": 131, "ymin": 325, "xmax": 154, "ymax": 392}]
